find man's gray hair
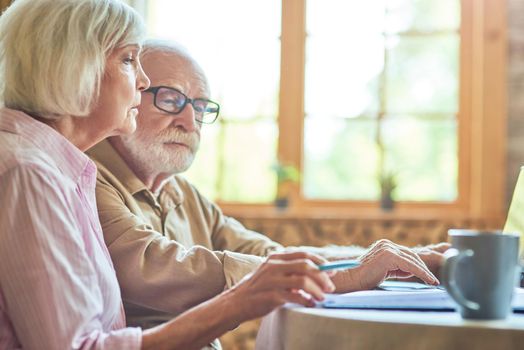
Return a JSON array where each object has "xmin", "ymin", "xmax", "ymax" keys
[
  {"xmin": 141, "ymin": 39, "xmax": 193, "ymax": 61},
  {"xmin": 140, "ymin": 38, "xmax": 209, "ymax": 94}
]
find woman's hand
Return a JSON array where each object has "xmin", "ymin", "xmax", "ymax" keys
[
  {"xmin": 143, "ymin": 252, "xmax": 334, "ymax": 350},
  {"xmin": 224, "ymin": 252, "xmax": 336, "ymax": 323},
  {"xmin": 331, "ymin": 239, "xmax": 440, "ymax": 293}
]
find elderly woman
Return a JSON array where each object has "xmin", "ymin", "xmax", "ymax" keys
[{"xmin": 0, "ymin": 0, "xmax": 334, "ymax": 349}]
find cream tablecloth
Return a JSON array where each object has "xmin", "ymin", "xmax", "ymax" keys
[{"xmin": 256, "ymin": 305, "xmax": 524, "ymax": 350}]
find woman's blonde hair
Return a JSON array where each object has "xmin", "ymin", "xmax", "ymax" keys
[{"xmin": 0, "ymin": 0, "xmax": 145, "ymax": 119}]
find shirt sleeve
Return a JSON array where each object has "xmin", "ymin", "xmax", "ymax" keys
[
  {"xmin": 0, "ymin": 164, "xmax": 141, "ymax": 350},
  {"xmin": 210, "ymin": 210, "xmax": 284, "ymax": 256},
  {"xmin": 186, "ymin": 183, "xmax": 283, "ymax": 257},
  {"xmin": 95, "ymin": 173, "xmax": 264, "ymax": 316},
  {"xmin": 186, "ymin": 183, "xmax": 367, "ymax": 262}
]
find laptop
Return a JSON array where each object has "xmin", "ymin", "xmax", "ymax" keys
[
  {"xmin": 504, "ymin": 167, "xmax": 524, "ymax": 287},
  {"xmin": 504, "ymin": 166, "xmax": 524, "ymax": 258}
]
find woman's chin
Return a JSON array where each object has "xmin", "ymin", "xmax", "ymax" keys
[
  {"xmin": 120, "ymin": 122, "xmax": 137, "ymax": 136},
  {"xmin": 117, "ymin": 112, "xmax": 138, "ymax": 135},
  {"xmin": 110, "ymin": 122, "xmax": 136, "ymax": 138}
]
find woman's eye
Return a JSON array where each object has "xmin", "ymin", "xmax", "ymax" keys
[{"xmin": 123, "ymin": 54, "xmax": 136, "ymax": 65}]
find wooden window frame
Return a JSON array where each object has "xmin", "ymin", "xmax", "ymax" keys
[{"xmin": 220, "ymin": 0, "xmax": 507, "ymax": 221}]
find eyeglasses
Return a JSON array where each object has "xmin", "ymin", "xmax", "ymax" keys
[{"xmin": 145, "ymin": 86, "xmax": 220, "ymax": 124}]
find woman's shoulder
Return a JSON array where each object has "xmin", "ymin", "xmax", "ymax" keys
[{"xmin": 0, "ymin": 132, "xmax": 60, "ymax": 180}]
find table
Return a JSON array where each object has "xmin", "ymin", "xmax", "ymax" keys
[{"xmin": 255, "ymin": 305, "xmax": 524, "ymax": 350}]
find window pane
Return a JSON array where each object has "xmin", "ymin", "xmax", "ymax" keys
[
  {"xmin": 146, "ymin": 0, "xmax": 280, "ymax": 202},
  {"xmin": 385, "ymin": 0, "xmax": 460, "ymax": 33},
  {"xmin": 305, "ymin": 0, "xmax": 460, "ymax": 202},
  {"xmin": 381, "ymin": 117, "xmax": 458, "ymax": 201},
  {"xmin": 386, "ymin": 35, "xmax": 459, "ymax": 114},
  {"xmin": 303, "ymin": 117, "xmax": 379, "ymax": 200},
  {"xmin": 220, "ymin": 121, "xmax": 278, "ymax": 202},
  {"xmin": 306, "ymin": 1, "xmax": 385, "ymax": 118}
]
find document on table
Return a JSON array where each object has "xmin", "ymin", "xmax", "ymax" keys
[
  {"xmin": 322, "ymin": 281, "xmax": 524, "ymax": 311},
  {"xmin": 375, "ymin": 280, "xmax": 445, "ymax": 291}
]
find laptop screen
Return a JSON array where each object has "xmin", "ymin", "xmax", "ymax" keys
[{"xmin": 504, "ymin": 167, "xmax": 524, "ymax": 258}]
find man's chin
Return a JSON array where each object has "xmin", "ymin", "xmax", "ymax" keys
[
  {"xmin": 162, "ymin": 161, "xmax": 194, "ymax": 175},
  {"xmin": 162, "ymin": 142, "xmax": 192, "ymax": 151},
  {"xmin": 158, "ymin": 153, "xmax": 195, "ymax": 175}
]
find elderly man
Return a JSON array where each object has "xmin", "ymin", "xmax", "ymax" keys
[{"xmin": 87, "ymin": 39, "xmax": 448, "ymax": 330}]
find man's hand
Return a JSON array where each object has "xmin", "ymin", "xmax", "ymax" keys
[
  {"xmin": 330, "ymin": 239, "xmax": 440, "ymax": 293},
  {"xmin": 412, "ymin": 242, "xmax": 451, "ymax": 279}
]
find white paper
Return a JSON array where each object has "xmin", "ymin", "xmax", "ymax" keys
[{"xmin": 322, "ymin": 284, "xmax": 524, "ymax": 311}]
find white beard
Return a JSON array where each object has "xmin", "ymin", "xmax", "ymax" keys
[{"xmin": 120, "ymin": 127, "xmax": 200, "ymax": 176}]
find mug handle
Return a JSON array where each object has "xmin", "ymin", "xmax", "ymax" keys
[{"xmin": 441, "ymin": 248, "xmax": 480, "ymax": 311}]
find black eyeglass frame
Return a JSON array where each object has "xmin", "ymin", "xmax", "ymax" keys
[{"xmin": 145, "ymin": 85, "xmax": 220, "ymax": 124}]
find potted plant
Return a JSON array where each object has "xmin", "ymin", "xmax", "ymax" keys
[
  {"xmin": 272, "ymin": 162, "xmax": 300, "ymax": 210},
  {"xmin": 379, "ymin": 171, "xmax": 397, "ymax": 211}
]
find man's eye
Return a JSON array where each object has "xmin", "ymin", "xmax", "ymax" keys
[
  {"xmin": 193, "ymin": 101, "xmax": 209, "ymax": 113},
  {"xmin": 161, "ymin": 98, "xmax": 176, "ymax": 105},
  {"xmin": 193, "ymin": 105, "xmax": 205, "ymax": 113},
  {"xmin": 162, "ymin": 98, "xmax": 185, "ymax": 107}
]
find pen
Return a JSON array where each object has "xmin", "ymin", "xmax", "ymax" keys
[{"xmin": 318, "ymin": 259, "xmax": 361, "ymax": 271}]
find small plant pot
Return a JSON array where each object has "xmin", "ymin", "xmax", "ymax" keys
[
  {"xmin": 274, "ymin": 197, "xmax": 289, "ymax": 211},
  {"xmin": 380, "ymin": 193, "xmax": 395, "ymax": 211}
]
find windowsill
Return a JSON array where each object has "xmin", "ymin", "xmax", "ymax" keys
[{"xmin": 218, "ymin": 202, "xmax": 505, "ymax": 222}]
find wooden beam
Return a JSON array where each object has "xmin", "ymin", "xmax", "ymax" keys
[
  {"xmin": 468, "ymin": 0, "xmax": 507, "ymax": 220},
  {"xmin": 278, "ymin": 0, "xmax": 306, "ymax": 205}
]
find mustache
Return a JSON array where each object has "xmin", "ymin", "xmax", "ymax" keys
[{"xmin": 156, "ymin": 128, "xmax": 199, "ymax": 151}]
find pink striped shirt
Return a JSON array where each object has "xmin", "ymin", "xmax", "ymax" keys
[{"xmin": 0, "ymin": 108, "xmax": 142, "ymax": 349}]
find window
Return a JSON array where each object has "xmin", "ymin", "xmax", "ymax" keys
[
  {"xmin": 303, "ymin": 0, "xmax": 459, "ymax": 201},
  {"xmin": 136, "ymin": 0, "xmax": 507, "ymax": 219}
]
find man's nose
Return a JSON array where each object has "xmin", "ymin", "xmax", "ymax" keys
[{"xmin": 171, "ymin": 103, "xmax": 198, "ymax": 133}]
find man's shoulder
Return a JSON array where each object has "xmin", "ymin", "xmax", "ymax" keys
[
  {"xmin": 87, "ymin": 142, "xmax": 118, "ymax": 183},
  {"xmin": 90, "ymin": 153, "xmax": 139, "ymax": 208},
  {"xmin": 90, "ymin": 155, "xmax": 117, "ymax": 186},
  {"xmin": 91, "ymin": 158, "xmax": 129, "ymax": 202},
  {"xmin": 87, "ymin": 141, "xmax": 147, "ymax": 196}
]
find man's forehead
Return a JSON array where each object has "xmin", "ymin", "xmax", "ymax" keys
[{"xmin": 143, "ymin": 52, "xmax": 210, "ymax": 96}]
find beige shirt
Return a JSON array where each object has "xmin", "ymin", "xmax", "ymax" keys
[{"xmin": 87, "ymin": 140, "xmax": 283, "ymax": 328}]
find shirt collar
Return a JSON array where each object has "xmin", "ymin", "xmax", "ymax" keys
[
  {"xmin": 0, "ymin": 108, "xmax": 93, "ymax": 184},
  {"xmin": 87, "ymin": 139, "xmax": 185, "ymax": 206}
]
